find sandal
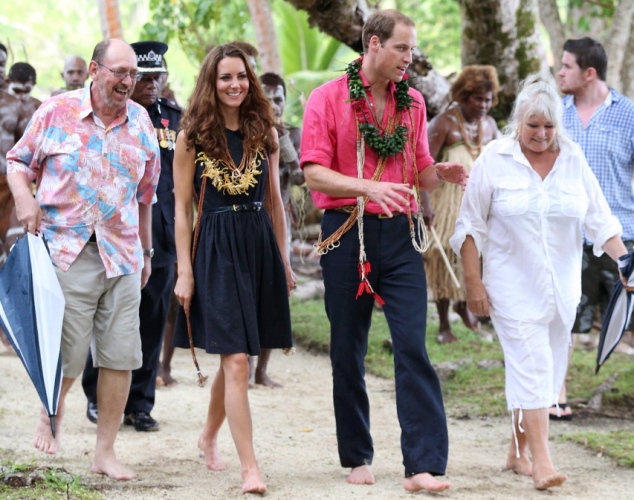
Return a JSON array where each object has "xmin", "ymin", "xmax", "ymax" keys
[{"xmin": 548, "ymin": 403, "xmax": 573, "ymax": 421}]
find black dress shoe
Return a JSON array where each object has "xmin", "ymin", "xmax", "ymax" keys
[
  {"xmin": 123, "ymin": 411, "xmax": 159, "ymax": 432},
  {"xmin": 86, "ymin": 401, "xmax": 98, "ymax": 424}
]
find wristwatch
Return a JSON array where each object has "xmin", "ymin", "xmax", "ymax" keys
[{"xmin": 143, "ymin": 248, "xmax": 155, "ymax": 258}]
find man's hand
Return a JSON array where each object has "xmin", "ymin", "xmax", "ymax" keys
[
  {"xmin": 141, "ymin": 257, "xmax": 152, "ymax": 289},
  {"xmin": 366, "ymin": 180, "xmax": 413, "ymax": 217},
  {"xmin": 14, "ymin": 192, "xmax": 41, "ymax": 234},
  {"xmin": 436, "ymin": 161, "xmax": 469, "ymax": 189}
]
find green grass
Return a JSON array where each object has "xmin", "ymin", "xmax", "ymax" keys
[
  {"xmin": 290, "ymin": 297, "xmax": 634, "ymax": 464},
  {"xmin": 562, "ymin": 430, "xmax": 634, "ymax": 467},
  {"xmin": 0, "ymin": 457, "xmax": 100, "ymax": 499}
]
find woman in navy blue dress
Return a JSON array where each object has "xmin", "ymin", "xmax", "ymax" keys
[{"xmin": 172, "ymin": 44, "xmax": 294, "ymax": 495}]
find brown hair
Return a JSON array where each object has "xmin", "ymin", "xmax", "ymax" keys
[
  {"xmin": 362, "ymin": 9, "xmax": 415, "ymax": 53},
  {"xmin": 450, "ymin": 65, "xmax": 500, "ymax": 107},
  {"xmin": 181, "ymin": 44, "xmax": 276, "ymax": 158}
]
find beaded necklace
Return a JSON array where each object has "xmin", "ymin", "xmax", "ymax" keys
[{"xmin": 453, "ymin": 105, "xmax": 483, "ymax": 160}]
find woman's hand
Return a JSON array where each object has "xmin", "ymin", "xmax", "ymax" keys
[
  {"xmin": 286, "ymin": 264, "xmax": 297, "ymax": 296},
  {"xmin": 465, "ymin": 279, "xmax": 490, "ymax": 317},
  {"xmin": 174, "ymin": 274, "xmax": 195, "ymax": 314}
]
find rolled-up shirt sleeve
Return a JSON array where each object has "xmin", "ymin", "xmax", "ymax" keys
[
  {"xmin": 579, "ymin": 156, "xmax": 623, "ymax": 255},
  {"xmin": 300, "ymin": 87, "xmax": 336, "ymax": 170}
]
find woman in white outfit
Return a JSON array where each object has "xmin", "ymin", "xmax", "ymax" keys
[{"xmin": 450, "ymin": 75, "xmax": 631, "ymax": 491}]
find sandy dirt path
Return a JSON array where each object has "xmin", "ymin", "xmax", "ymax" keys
[{"xmin": 1, "ymin": 343, "xmax": 633, "ymax": 499}]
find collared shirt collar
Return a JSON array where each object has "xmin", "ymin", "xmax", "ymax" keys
[{"xmin": 81, "ymin": 83, "xmax": 130, "ymax": 125}]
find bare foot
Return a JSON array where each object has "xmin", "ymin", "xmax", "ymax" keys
[
  {"xmin": 437, "ymin": 328, "xmax": 458, "ymax": 344},
  {"xmin": 254, "ymin": 369, "xmax": 282, "ymax": 388},
  {"xmin": 241, "ymin": 466, "xmax": 266, "ymax": 494},
  {"xmin": 91, "ymin": 451, "xmax": 136, "ymax": 480},
  {"xmin": 156, "ymin": 365, "xmax": 178, "ymax": 387},
  {"xmin": 33, "ymin": 405, "xmax": 62, "ymax": 455},
  {"xmin": 347, "ymin": 465, "xmax": 375, "ymax": 485},
  {"xmin": 453, "ymin": 301, "xmax": 480, "ymax": 331},
  {"xmin": 198, "ymin": 435, "xmax": 227, "ymax": 471},
  {"xmin": 403, "ymin": 472, "xmax": 451, "ymax": 492},
  {"xmin": 534, "ymin": 472, "xmax": 567, "ymax": 490},
  {"xmin": 505, "ymin": 455, "xmax": 533, "ymax": 477}
]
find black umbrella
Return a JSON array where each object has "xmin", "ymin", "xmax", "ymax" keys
[
  {"xmin": 0, "ymin": 234, "xmax": 65, "ymax": 436},
  {"xmin": 596, "ymin": 251, "xmax": 634, "ymax": 374}
]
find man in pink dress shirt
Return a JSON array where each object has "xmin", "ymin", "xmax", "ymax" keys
[
  {"xmin": 7, "ymin": 38, "xmax": 160, "ymax": 480},
  {"xmin": 301, "ymin": 9, "xmax": 467, "ymax": 493}
]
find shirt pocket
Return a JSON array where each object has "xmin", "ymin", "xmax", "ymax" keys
[
  {"xmin": 492, "ymin": 178, "xmax": 529, "ymax": 216},
  {"xmin": 557, "ymin": 180, "xmax": 588, "ymax": 219}
]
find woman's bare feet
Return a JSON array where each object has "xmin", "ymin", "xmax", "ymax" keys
[
  {"xmin": 33, "ymin": 405, "xmax": 63, "ymax": 455},
  {"xmin": 534, "ymin": 471, "xmax": 567, "ymax": 490},
  {"xmin": 198, "ymin": 435, "xmax": 227, "ymax": 471},
  {"xmin": 90, "ymin": 451, "xmax": 136, "ymax": 480},
  {"xmin": 241, "ymin": 466, "xmax": 266, "ymax": 494},
  {"xmin": 347, "ymin": 465, "xmax": 375, "ymax": 485},
  {"xmin": 505, "ymin": 455, "xmax": 533, "ymax": 477},
  {"xmin": 403, "ymin": 472, "xmax": 451, "ymax": 492}
]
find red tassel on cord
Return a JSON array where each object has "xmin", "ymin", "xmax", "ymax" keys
[{"xmin": 355, "ymin": 261, "xmax": 386, "ymax": 304}]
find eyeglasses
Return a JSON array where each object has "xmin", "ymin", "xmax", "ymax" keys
[{"xmin": 97, "ymin": 63, "xmax": 142, "ymax": 82}]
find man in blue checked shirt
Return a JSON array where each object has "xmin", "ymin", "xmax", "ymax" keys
[{"xmin": 556, "ymin": 37, "xmax": 634, "ymax": 420}]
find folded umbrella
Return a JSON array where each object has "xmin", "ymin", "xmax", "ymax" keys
[
  {"xmin": 596, "ymin": 251, "xmax": 634, "ymax": 374},
  {"xmin": 0, "ymin": 233, "xmax": 65, "ymax": 436}
]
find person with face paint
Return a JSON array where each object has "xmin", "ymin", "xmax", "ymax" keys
[
  {"xmin": 7, "ymin": 62, "xmax": 42, "ymax": 118},
  {"xmin": 425, "ymin": 65, "xmax": 500, "ymax": 344},
  {"xmin": 7, "ymin": 38, "xmax": 160, "ymax": 480},
  {"xmin": 51, "ymin": 55, "xmax": 88, "ymax": 96},
  {"xmin": 0, "ymin": 44, "xmax": 30, "ymax": 272}
]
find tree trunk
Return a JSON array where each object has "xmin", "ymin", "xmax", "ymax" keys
[
  {"xmin": 537, "ymin": 0, "xmax": 565, "ymax": 69},
  {"xmin": 96, "ymin": 0, "xmax": 123, "ymax": 39},
  {"xmin": 622, "ymin": 17, "xmax": 634, "ymax": 98},
  {"xmin": 246, "ymin": 0, "xmax": 282, "ymax": 74},
  {"xmin": 459, "ymin": 0, "xmax": 546, "ymax": 122},
  {"xmin": 604, "ymin": 1, "xmax": 634, "ymax": 91}
]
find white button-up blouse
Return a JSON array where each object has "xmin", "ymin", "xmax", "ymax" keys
[{"xmin": 450, "ymin": 136, "xmax": 622, "ymax": 325}]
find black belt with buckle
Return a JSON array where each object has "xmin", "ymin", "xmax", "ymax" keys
[{"xmin": 205, "ymin": 202, "xmax": 263, "ymax": 214}]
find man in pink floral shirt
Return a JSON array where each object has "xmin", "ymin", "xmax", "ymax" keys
[{"xmin": 7, "ymin": 38, "xmax": 160, "ymax": 480}]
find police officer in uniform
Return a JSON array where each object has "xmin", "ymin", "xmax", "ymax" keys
[{"xmin": 82, "ymin": 41, "xmax": 181, "ymax": 431}]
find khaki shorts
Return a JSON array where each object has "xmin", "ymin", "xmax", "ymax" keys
[{"xmin": 55, "ymin": 243, "xmax": 142, "ymax": 378}]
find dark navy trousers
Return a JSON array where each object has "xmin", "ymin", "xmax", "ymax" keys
[
  {"xmin": 321, "ymin": 210, "xmax": 448, "ymax": 477},
  {"xmin": 82, "ymin": 264, "xmax": 175, "ymax": 414}
]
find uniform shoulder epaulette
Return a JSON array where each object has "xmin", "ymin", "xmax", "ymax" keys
[{"xmin": 158, "ymin": 97, "xmax": 182, "ymax": 113}]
